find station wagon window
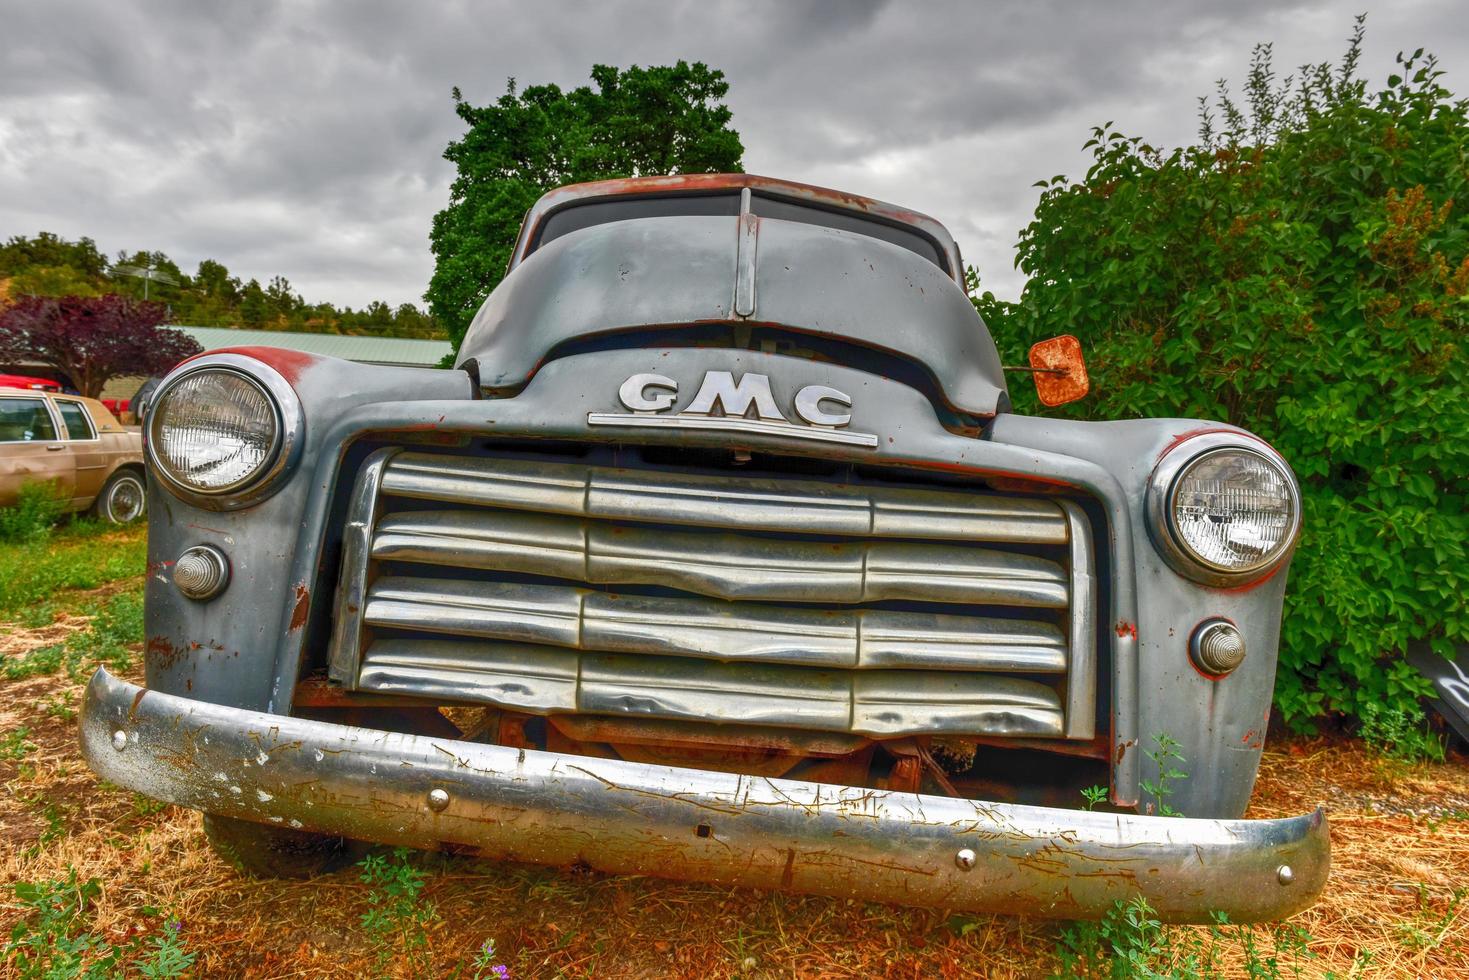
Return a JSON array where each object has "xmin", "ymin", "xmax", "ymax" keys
[
  {"xmin": 0, "ymin": 398, "xmax": 59, "ymax": 442},
  {"xmin": 54, "ymin": 400, "xmax": 96, "ymax": 440}
]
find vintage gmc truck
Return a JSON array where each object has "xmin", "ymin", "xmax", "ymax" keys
[{"xmin": 80, "ymin": 174, "xmax": 1328, "ymax": 922}]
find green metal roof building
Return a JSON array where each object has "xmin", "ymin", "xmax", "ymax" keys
[{"xmin": 167, "ymin": 326, "xmax": 453, "ymax": 368}]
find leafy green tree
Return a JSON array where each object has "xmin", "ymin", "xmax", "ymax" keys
[
  {"xmin": 238, "ymin": 278, "xmax": 270, "ymax": 326},
  {"xmin": 427, "ymin": 62, "xmax": 744, "ymax": 352},
  {"xmin": 974, "ymin": 18, "xmax": 1467, "ymax": 726},
  {"xmin": 6, "ymin": 264, "xmax": 105, "ymax": 299},
  {"xmin": 0, "ymin": 233, "xmax": 109, "ymax": 281}
]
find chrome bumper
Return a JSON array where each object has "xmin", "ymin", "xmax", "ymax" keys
[{"xmin": 80, "ymin": 669, "xmax": 1328, "ymax": 922}]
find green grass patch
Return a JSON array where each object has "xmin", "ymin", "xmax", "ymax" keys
[
  {"xmin": 3, "ymin": 590, "xmax": 145, "ymax": 682},
  {"xmin": 0, "ymin": 520, "xmax": 147, "ymax": 621}
]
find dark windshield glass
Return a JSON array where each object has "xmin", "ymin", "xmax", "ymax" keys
[
  {"xmin": 536, "ymin": 194, "xmax": 741, "ymax": 249},
  {"xmin": 532, "ymin": 191, "xmax": 948, "ymax": 272}
]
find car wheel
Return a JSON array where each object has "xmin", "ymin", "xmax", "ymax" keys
[
  {"xmin": 203, "ymin": 813, "xmax": 358, "ymax": 878},
  {"xmin": 94, "ymin": 470, "xmax": 146, "ymax": 524}
]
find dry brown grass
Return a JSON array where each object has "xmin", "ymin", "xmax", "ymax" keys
[{"xmin": 2, "ymin": 604, "xmax": 1466, "ymax": 978}]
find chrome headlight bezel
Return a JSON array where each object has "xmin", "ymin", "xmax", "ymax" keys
[
  {"xmin": 1145, "ymin": 433, "xmax": 1301, "ymax": 586},
  {"xmin": 145, "ymin": 353, "xmax": 304, "ymax": 510}
]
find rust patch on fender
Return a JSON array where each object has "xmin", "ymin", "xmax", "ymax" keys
[
  {"xmin": 146, "ymin": 635, "xmax": 185, "ymax": 669},
  {"xmin": 289, "ymin": 584, "xmax": 310, "ymax": 631}
]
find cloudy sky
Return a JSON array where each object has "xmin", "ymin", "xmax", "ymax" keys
[{"xmin": 2, "ymin": 1, "xmax": 1464, "ymax": 312}]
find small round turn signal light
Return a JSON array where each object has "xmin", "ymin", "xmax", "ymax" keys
[
  {"xmin": 174, "ymin": 545, "xmax": 230, "ymax": 601},
  {"xmin": 1191, "ymin": 619, "xmax": 1246, "ymax": 676}
]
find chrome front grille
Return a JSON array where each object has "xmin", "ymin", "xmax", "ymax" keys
[{"xmin": 328, "ymin": 449, "xmax": 1097, "ymax": 740}]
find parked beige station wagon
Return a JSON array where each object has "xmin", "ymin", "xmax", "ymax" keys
[{"xmin": 0, "ymin": 387, "xmax": 146, "ymax": 523}]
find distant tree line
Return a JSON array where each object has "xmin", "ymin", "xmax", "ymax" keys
[{"xmin": 0, "ymin": 233, "xmax": 444, "ymax": 340}]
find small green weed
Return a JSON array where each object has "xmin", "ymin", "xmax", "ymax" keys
[
  {"xmin": 360, "ymin": 847, "xmax": 438, "ymax": 974},
  {"xmin": 465, "ymin": 939, "xmax": 511, "ymax": 979},
  {"xmin": 132, "ymin": 793, "xmax": 170, "ymax": 818},
  {"xmin": 1080, "ymin": 785, "xmax": 1108, "ymax": 810},
  {"xmin": 1359, "ymin": 701, "xmax": 1445, "ymax": 768},
  {"xmin": 1051, "ymin": 900, "xmax": 1317, "ymax": 980},
  {"xmin": 2, "ymin": 869, "xmax": 195, "ymax": 979},
  {"xmin": 31, "ymin": 802, "xmax": 69, "ymax": 853},
  {"xmin": 0, "ymin": 480, "xmax": 66, "ymax": 543},
  {"xmin": 1, "ymin": 725, "xmax": 37, "ymax": 761},
  {"xmin": 2, "ymin": 644, "xmax": 65, "ymax": 681},
  {"xmin": 43, "ymin": 692, "xmax": 76, "ymax": 722},
  {"xmin": 1391, "ymin": 886, "xmax": 1464, "ymax": 953},
  {"xmin": 357, "ymin": 848, "xmax": 509, "ymax": 977},
  {"xmin": 1141, "ymin": 733, "xmax": 1188, "ymax": 817}
]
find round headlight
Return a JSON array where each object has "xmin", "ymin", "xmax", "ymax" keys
[
  {"xmin": 147, "ymin": 355, "xmax": 302, "ymax": 506},
  {"xmin": 1147, "ymin": 437, "xmax": 1300, "ymax": 584}
]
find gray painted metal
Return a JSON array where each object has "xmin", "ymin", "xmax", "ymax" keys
[
  {"xmin": 362, "ymin": 578, "xmax": 1070, "ymax": 672},
  {"xmin": 457, "ymin": 214, "xmax": 1008, "ymax": 416},
  {"xmin": 379, "ymin": 451, "xmax": 1071, "ymax": 543},
  {"xmin": 359, "ymin": 642, "xmax": 1066, "ymax": 737},
  {"xmin": 370, "ymin": 509, "xmax": 1070, "ymax": 606},
  {"xmin": 132, "ymin": 344, "xmax": 1296, "ymax": 819},
  {"xmin": 335, "ymin": 450, "xmax": 1089, "ymax": 740},
  {"xmin": 82, "ymin": 668, "xmax": 1329, "ymax": 923}
]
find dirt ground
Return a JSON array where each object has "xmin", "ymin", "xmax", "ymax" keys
[{"xmin": 2, "ymin": 581, "xmax": 1467, "ymax": 978}]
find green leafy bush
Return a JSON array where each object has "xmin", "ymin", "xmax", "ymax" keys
[
  {"xmin": 975, "ymin": 18, "xmax": 1467, "ymax": 727},
  {"xmin": 0, "ymin": 480, "xmax": 66, "ymax": 543},
  {"xmin": 1359, "ymin": 701, "xmax": 1446, "ymax": 766}
]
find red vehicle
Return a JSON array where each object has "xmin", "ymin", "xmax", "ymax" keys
[{"xmin": 0, "ymin": 374, "xmax": 62, "ymax": 392}]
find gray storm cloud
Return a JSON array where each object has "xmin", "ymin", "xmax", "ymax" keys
[{"xmin": 2, "ymin": 0, "xmax": 1463, "ymax": 309}]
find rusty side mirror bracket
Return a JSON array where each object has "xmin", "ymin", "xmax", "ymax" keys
[{"xmin": 1004, "ymin": 334, "xmax": 1090, "ymax": 407}]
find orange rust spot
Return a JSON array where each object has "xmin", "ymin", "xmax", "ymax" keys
[
  {"xmin": 1114, "ymin": 621, "xmax": 1138, "ymax": 641},
  {"xmin": 128, "ymin": 689, "xmax": 147, "ymax": 723},
  {"xmin": 146, "ymin": 635, "xmax": 185, "ymax": 669},
  {"xmin": 289, "ymin": 584, "xmax": 310, "ymax": 631},
  {"xmin": 1029, "ymin": 335, "xmax": 1090, "ymax": 407}
]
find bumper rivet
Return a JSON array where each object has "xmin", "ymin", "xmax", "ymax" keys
[
  {"xmin": 955, "ymin": 848, "xmax": 977, "ymax": 871},
  {"xmin": 111, "ymin": 730, "xmax": 127, "ymax": 751},
  {"xmin": 1277, "ymin": 864, "xmax": 1294, "ymax": 885},
  {"xmin": 427, "ymin": 788, "xmax": 450, "ymax": 812}
]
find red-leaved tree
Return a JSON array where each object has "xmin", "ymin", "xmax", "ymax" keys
[{"xmin": 0, "ymin": 295, "xmax": 202, "ymax": 398}]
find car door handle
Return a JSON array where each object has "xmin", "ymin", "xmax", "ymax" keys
[{"xmin": 46, "ymin": 444, "xmax": 66, "ymax": 451}]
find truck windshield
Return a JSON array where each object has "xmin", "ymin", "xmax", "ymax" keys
[{"xmin": 532, "ymin": 191, "xmax": 949, "ymax": 273}]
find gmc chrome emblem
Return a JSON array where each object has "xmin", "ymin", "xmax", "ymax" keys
[{"xmin": 587, "ymin": 371, "xmax": 879, "ymax": 449}]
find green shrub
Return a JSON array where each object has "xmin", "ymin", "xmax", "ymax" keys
[
  {"xmin": 1359, "ymin": 701, "xmax": 1446, "ymax": 766},
  {"xmin": 974, "ymin": 17, "xmax": 1467, "ymax": 727},
  {"xmin": 0, "ymin": 480, "xmax": 66, "ymax": 543}
]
